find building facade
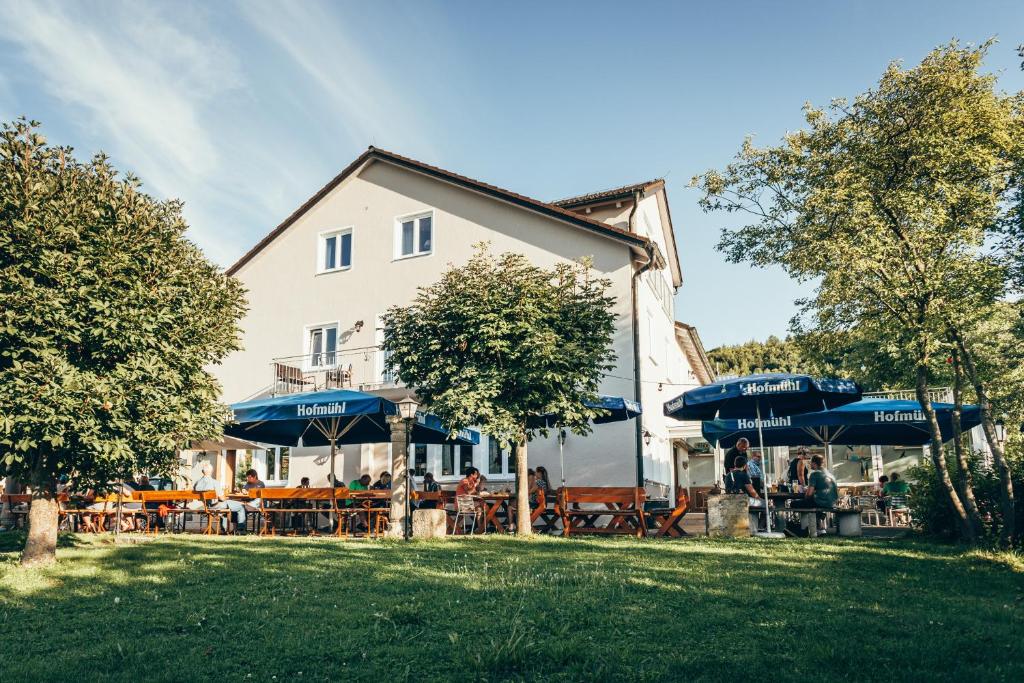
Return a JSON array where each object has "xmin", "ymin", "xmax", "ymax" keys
[{"xmin": 214, "ymin": 148, "xmax": 710, "ymax": 499}]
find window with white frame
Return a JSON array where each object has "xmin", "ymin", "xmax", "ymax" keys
[
  {"xmin": 318, "ymin": 228, "xmax": 353, "ymax": 273},
  {"xmin": 258, "ymin": 446, "xmax": 290, "ymax": 484},
  {"xmin": 412, "ymin": 444, "xmax": 427, "ymax": 477},
  {"xmin": 395, "ymin": 212, "xmax": 433, "ymax": 259},
  {"xmin": 487, "ymin": 437, "xmax": 512, "ymax": 477},
  {"xmin": 307, "ymin": 324, "xmax": 338, "ymax": 368}
]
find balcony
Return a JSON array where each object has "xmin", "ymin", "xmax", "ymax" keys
[
  {"xmin": 864, "ymin": 387, "xmax": 953, "ymax": 403},
  {"xmin": 270, "ymin": 346, "xmax": 400, "ymax": 396}
]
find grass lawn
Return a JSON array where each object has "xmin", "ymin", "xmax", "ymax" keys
[{"xmin": 1, "ymin": 533, "xmax": 1022, "ymax": 682}]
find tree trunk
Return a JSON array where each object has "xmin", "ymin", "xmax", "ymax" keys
[
  {"xmin": 953, "ymin": 334, "xmax": 1016, "ymax": 546},
  {"xmin": 949, "ymin": 349, "xmax": 983, "ymax": 537},
  {"xmin": 21, "ymin": 484, "xmax": 59, "ymax": 567},
  {"xmin": 915, "ymin": 363, "xmax": 975, "ymax": 543},
  {"xmin": 515, "ymin": 435, "xmax": 531, "ymax": 536}
]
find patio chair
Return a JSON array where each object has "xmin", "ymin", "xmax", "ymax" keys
[
  {"xmin": 454, "ymin": 495, "xmax": 478, "ymax": 535},
  {"xmin": 857, "ymin": 496, "xmax": 884, "ymax": 526},
  {"xmin": 888, "ymin": 495, "xmax": 911, "ymax": 526}
]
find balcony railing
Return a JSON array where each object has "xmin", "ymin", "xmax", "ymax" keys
[
  {"xmin": 270, "ymin": 346, "xmax": 400, "ymax": 396},
  {"xmin": 864, "ymin": 387, "xmax": 953, "ymax": 403}
]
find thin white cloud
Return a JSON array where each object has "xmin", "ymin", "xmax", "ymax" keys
[{"xmin": 237, "ymin": 0, "xmax": 439, "ymax": 158}]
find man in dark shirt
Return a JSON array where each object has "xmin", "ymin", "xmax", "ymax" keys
[
  {"xmin": 725, "ymin": 456, "xmax": 760, "ymax": 499},
  {"xmin": 723, "ymin": 438, "xmax": 750, "ymax": 475}
]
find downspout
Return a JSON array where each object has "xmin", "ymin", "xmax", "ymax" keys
[{"xmin": 628, "ymin": 190, "xmax": 655, "ymax": 489}]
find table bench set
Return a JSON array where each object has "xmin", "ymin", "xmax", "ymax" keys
[
  {"xmin": 4, "ymin": 486, "xmax": 692, "ymax": 539},
  {"xmin": 748, "ymin": 492, "xmax": 865, "ymax": 537}
]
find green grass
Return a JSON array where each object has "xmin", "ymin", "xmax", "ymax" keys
[{"xmin": 1, "ymin": 533, "xmax": 1022, "ymax": 682}]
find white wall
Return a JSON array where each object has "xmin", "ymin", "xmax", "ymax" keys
[{"xmin": 218, "ymin": 158, "xmax": 640, "ymax": 487}]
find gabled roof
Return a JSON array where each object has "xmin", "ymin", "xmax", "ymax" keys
[
  {"xmin": 227, "ymin": 147, "xmax": 654, "ymax": 276},
  {"xmin": 552, "ymin": 179, "xmax": 664, "ymax": 208},
  {"xmin": 675, "ymin": 322, "xmax": 716, "ymax": 386}
]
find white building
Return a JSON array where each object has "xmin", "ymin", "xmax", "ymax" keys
[{"xmin": 214, "ymin": 147, "xmax": 712, "ymax": 501}]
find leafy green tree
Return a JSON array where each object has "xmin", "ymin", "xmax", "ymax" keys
[
  {"xmin": 691, "ymin": 41, "xmax": 1024, "ymax": 544},
  {"xmin": 707, "ymin": 334, "xmax": 836, "ymax": 379},
  {"xmin": 382, "ymin": 245, "xmax": 617, "ymax": 535},
  {"xmin": 0, "ymin": 119, "xmax": 246, "ymax": 565}
]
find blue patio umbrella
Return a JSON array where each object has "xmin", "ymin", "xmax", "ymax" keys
[
  {"xmin": 664, "ymin": 373, "xmax": 861, "ymax": 536},
  {"xmin": 702, "ymin": 399, "xmax": 983, "ymax": 450},
  {"xmin": 529, "ymin": 395, "xmax": 642, "ymax": 486},
  {"xmin": 225, "ymin": 389, "xmax": 479, "ymax": 483}
]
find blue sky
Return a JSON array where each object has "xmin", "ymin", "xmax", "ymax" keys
[{"xmin": 1, "ymin": 1, "xmax": 1022, "ymax": 348}]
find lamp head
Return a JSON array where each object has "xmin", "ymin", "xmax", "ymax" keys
[{"xmin": 397, "ymin": 395, "xmax": 419, "ymax": 422}]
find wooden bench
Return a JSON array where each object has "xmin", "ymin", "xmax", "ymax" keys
[
  {"xmin": 1, "ymin": 494, "xmax": 31, "ymax": 529},
  {"xmin": 558, "ymin": 486, "xmax": 647, "ymax": 538},
  {"xmin": 648, "ymin": 489, "xmax": 690, "ymax": 538},
  {"xmin": 780, "ymin": 506, "xmax": 847, "ymax": 538},
  {"xmin": 133, "ymin": 490, "xmax": 200, "ymax": 533},
  {"xmin": 250, "ymin": 487, "xmax": 346, "ymax": 536}
]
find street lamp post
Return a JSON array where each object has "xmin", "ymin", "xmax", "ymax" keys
[{"xmin": 396, "ymin": 395, "xmax": 419, "ymax": 541}]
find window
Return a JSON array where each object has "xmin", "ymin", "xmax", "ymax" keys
[
  {"xmin": 487, "ymin": 438, "xmax": 512, "ymax": 476},
  {"xmin": 318, "ymin": 228, "xmax": 353, "ymax": 273},
  {"xmin": 413, "ymin": 444, "xmax": 427, "ymax": 477},
  {"xmin": 260, "ymin": 447, "xmax": 290, "ymax": 484},
  {"xmin": 441, "ymin": 444, "xmax": 454, "ymax": 477},
  {"xmin": 460, "ymin": 445, "xmax": 474, "ymax": 475},
  {"xmin": 308, "ymin": 324, "xmax": 338, "ymax": 368},
  {"xmin": 395, "ymin": 212, "xmax": 433, "ymax": 259}
]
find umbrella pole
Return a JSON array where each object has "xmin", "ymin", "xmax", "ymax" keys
[
  {"xmin": 558, "ymin": 428, "xmax": 566, "ymax": 487},
  {"xmin": 329, "ymin": 437, "xmax": 337, "ymax": 533},
  {"xmin": 755, "ymin": 401, "xmax": 773, "ymax": 534}
]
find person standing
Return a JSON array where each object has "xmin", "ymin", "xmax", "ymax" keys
[
  {"xmin": 723, "ymin": 438, "xmax": 750, "ymax": 475},
  {"xmin": 787, "ymin": 448, "xmax": 809, "ymax": 488}
]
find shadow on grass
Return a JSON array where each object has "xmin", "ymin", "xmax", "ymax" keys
[{"xmin": 0, "ymin": 533, "xmax": 1021, "ymax": 682}]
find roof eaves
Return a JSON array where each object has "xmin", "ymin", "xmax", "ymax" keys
[{"xmin": 227, "ymin": 147, "xmax": 652, "ymax": 276}]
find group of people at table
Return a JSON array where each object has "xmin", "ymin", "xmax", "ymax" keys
[{"xmin": 720, "ymin": 438, "xmax": 911, "ymax": 532}]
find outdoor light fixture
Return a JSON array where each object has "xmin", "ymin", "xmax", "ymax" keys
[
  {"xmin": 354, "ymin": 320, "xmax": 364, "ymax": 333},
  {"xmin": 396, "ymin": 395, "xmax": 419, "ymax": 541},
  {"xmin": 558, "ymin": 428, "xmax": 567, "ymax": 446},
  {"xmin": 643, "ymin": 429, "xmax": 653, "ymax": 447},
  {"xmin": 995, "ymin": 415, "xmax": 1007, "ymax": 448},
  {"xmin": 397, "ymin": 395, "xmax": 419, "ymax": 422}
]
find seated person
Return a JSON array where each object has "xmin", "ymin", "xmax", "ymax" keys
[
  {"xmin": 882, "ymin": 472, "xmax": 909, "ymax": 496},
  {"xmin": 726, "ymin": 456, "xmax": 764, "ymax": 508},
  {"xmin": 239, "ymin": 468, "xmax": 266, "ymax": 528},
  {"xmin": 456, "ymin": 467, "xmax": 482, "ymax": 496},
  {"xmin": 346, "ymin": 474, "xmax": 373, "ymax": 532},
  {"xmin": 370, "ymin": 472, "xmax": 391, "ymax": 510},
  {"xmin": 418, "ymin": 472, "xmax": 441, "ymax": 509},
  {"xmin": 192, "ymin": 462, "xmax": 247, "ymax": 534},
  {"xmin": 747, "ymin": 452, "xmax": 765, "ymax": 496},
  {"xmin": 792, "ymin": 454, "xmax": 838, "ymax": 512},
  {"xmin": 298, "ymin": 477, "xmax": 311, "ymax": 488},
  {"xmin": 535, "ymin": 466, "xmax": 553, "ymax": 493},
  {"xmin": 875, "ymin": 475, "xmax": 889, "ymax": 509}
]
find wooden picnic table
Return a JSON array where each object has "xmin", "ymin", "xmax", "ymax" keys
[
  {"xmin": 477, "ymin": 491, "xmax": 512, "ymax": 533},
  {"xmin": 646, "ymin": 490, "xmax": 691, "ymax": 538}
]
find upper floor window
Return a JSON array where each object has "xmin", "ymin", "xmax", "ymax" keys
[
  {"xmin": 308, "ymin": 323, "xmax": 338, "ymax": 368},
  {"xmin": 395, "ymin": 212, "xmax": 433, "ymax": 259},
  {"xmin": 318, "ymin": 228, "xmax": 352, "ymax": 273}
]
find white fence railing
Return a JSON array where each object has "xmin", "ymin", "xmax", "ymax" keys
[{"xmin": 270, "ymin": 346, "xmax": 400, "ymax": 396}]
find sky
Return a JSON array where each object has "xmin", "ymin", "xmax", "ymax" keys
[{"xmin": 1, "ymin": 0, "xmax": 1023, "ymax": 349}]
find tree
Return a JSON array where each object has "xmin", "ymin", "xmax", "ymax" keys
[
  {"xmin": 382, "ymin": 245, "xmax": 617, "ymax": 535},
  {"xmin": 0, "ymin": 119, "xmax": 246, "ymax": 565},
  {"xmin": 691, "ymin": 41, "xmax": 1024, "ymax": 544},
  {"xmin": 707, "ymin": 335, "xmax": 833, "ymax": 379}
]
